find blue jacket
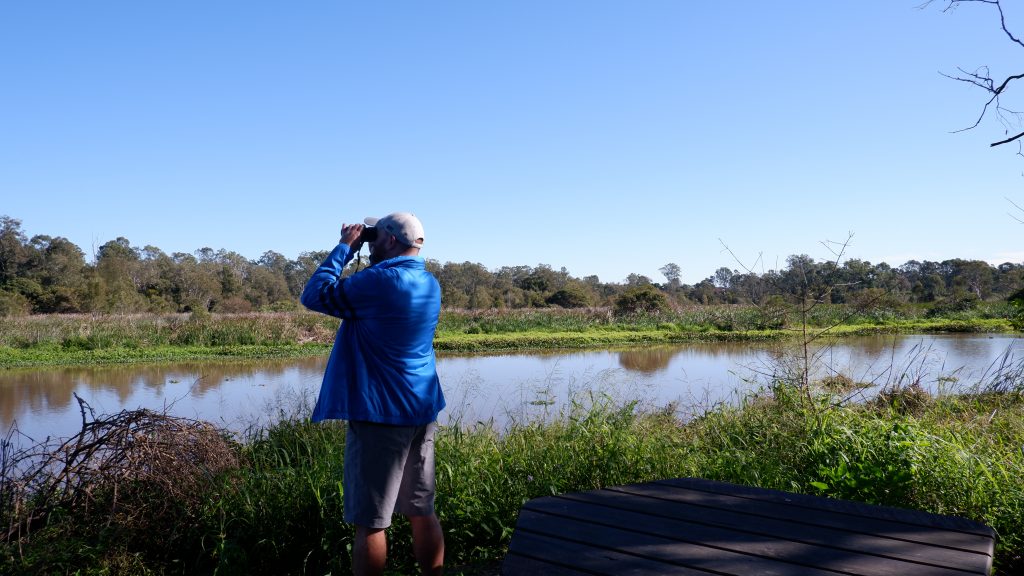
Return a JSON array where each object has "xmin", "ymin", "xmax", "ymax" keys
[{"xmin": 300, "ymin": 243, "xmax": 445, "ymax": 425}]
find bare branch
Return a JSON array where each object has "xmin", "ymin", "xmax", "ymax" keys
[
  {"xmin": 941, "ymin": 69, "xmax": 998, "ymax": 132},
  {"xmin": 1008, "ymin": 196, "xmax": 1024, "ymax": 223},
  {"xmin": 718, "ymin": 238, "xmax": 763, "ymax": 276},
  {"xmin": 819, "ymin": 232, "xmax": 855, "ymax": 260},
  {"xmin": 993, "ymin": 0, "xmax": 1024, "ymax": 49},
  {"xmin": 941, "ymin": 66, "xmax": 994, "ymax": 92},
  {"xmin": 992, "ymin": 71, "xmax": 1024, "ymax": 95},
  {"xmin": 990, "ymin": 130, "xmax": 1024, "ymax": 147},
  {"xmin": 916, "ymin": 0, "xmax": 998, "ymax": 12},
  {"xmin": 930, "ymin": 0, "xmax": 1024, "ymax": 149}
]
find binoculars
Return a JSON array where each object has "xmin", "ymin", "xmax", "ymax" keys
[{"xmin": 360, "ymin": 227, "xmax": 378, "ymax": 243}]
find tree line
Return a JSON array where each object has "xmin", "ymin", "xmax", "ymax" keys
[{"xmin": 0, "ymin": 215, "xmax": 1021, "ymax": 316}]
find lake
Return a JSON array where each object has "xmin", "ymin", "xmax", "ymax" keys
[{"xmin": 1, "ymin": 333, "xmax": 1021, "ymax": 446}]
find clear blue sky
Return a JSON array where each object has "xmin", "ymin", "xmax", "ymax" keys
[{"xmin": 2, "ymin": 1, "xmax": 1022, "ymax": 284}]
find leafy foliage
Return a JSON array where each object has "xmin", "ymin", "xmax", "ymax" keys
[
  {"xmin": 545, "ymin": 286, "xmax": 592, "ymax": 308},
  {"xmin": 2, "ymin": 385, "xmax": 1023, "ymax": 574},
  {"xmin": 2, "ymin": 215, "xmax": 1024, "ymax": 320},
  {"xmin": 613, "ymin": 285, "xmax": 669, "ymax": 316}
]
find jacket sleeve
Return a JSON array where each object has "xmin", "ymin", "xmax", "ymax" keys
[{"xmin": 300, "ymin": 243, "xmax": 357, "ymax": 319}]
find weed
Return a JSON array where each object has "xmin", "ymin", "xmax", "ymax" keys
[{"xmin": 2, "ymin": 386, "xmax": 1022, "ymax": 574}]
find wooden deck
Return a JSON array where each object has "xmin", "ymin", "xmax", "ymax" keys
[{"xmin": 502, "ymin": 477, "xmax": 995, "ymax": 575}]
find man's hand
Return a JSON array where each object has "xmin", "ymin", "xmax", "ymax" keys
[{"xmin": 340, "ymin": 223, "xmax": 364, "ymax": 249}]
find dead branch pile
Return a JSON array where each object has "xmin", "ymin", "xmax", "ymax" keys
[{"xmin": 1, "ymin": 394, "xmax": 240, "ymax": 549}]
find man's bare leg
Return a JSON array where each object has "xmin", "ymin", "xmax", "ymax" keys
[
  {"xmin": 353, "ymin": 525, "xmax": 387, "ymax": 576},
  {"xmin": 409, "ymin": 514, "xmax": 444, "ymax": 575}
]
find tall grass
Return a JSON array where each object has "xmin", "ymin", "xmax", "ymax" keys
[
  {"xmin": 3, "ymin": 381, "xmax": 1023, "ymax": 575},
  {"xmin": 0, "ymin": 312, "xmax": 340, "ymax": 350},
  {"xmin": 439, "ymin": 303, "xmax": 1015, "ymax": 335},
  {"xmin": 438, "ymin": 305, "xmax": 792, "ymax": 334},
  {"xmin": 0, "ymin": 307, "xmax": 1015, "ymax": 367}
]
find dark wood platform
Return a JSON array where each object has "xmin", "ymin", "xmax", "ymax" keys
[{"xmin": 502, "ymin": 477, "xmax": 995, "ymax": 575}]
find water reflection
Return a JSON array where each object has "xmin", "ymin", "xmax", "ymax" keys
[
  {"xmin": 617, "ymin": 347, "xmax": 677, "ymax": 373},
  {"xmin": 0, "ymin": 358, "xmax": 328, "ymax": 443},
  {"xmin": 1, "ymin": 334, "xmax": 1020, "ymax": 447}
]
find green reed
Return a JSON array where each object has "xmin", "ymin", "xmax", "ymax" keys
[
  {"xmin": 437, "ymin": 303, "xmax": 1014, "ymax": 336},
  {"xmin": 5, "ymin": 382, "xmax": 1022, "ymax": 575},
  {"xmin": 1, "ymin": 308, "xmax": 1015, "ymax": 368}
]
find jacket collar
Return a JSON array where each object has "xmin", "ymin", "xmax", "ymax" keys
[{"xmin": 373, "ymin": 255, "xmax": 424, "ymax": 269}]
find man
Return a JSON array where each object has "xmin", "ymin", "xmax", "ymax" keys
[{"xmin": 300, "ymin": 212, "xmax": 445, "ymax": 576}]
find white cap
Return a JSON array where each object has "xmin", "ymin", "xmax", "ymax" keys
[{"xmin": 364, "ymin": 212, "xmax": 425, "ymax": 249}]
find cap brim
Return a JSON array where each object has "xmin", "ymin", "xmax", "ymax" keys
[{"xmin": 363, "ymin": 217, "xmax": 380, "ymax": 226}]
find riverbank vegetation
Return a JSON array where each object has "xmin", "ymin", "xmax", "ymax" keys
[
  {"xmin": 0, "ymin": 303, "xmax": 1017, "ymax": 368},
  {"xmin": 2, "ymin": 214, "xmax": 1021, "ymax": 367},
  {"xmin": 1, "ymin": 372, "xmax": 1022, "ymax": 575}
]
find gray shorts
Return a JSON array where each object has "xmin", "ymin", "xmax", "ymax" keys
[{"xmin": 343, "ymin": 420, "xmax": 437, "ymax": 529}]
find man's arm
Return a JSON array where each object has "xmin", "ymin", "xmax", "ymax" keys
[{"xmin": 300, "ymin": 224, "xmax": 364, "ymax": 318}]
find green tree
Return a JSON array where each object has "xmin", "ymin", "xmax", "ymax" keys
[
  {"xmin": 170, "ymin": 253, "xmax": 221, "ymax": 312},
  {"xmin": 689, "ymin": 279, "xmax": 718, "ymax": 305},
  {"xmin": 713, "ymin": 267, "xmax": 734, "ymax": 289},
  {"xmin": 659, "ymin": 263, "xmax": 682, "ymax": 289},
  {"xmin": 729, "ymin": 272, "xmax": 770, "ymax": 305},
  {"xmin": 947, "ymin": 259, "xmax": 995, "ymax": 299},
  {"xmin": 438, "ymin": 262, "xmax": 493, "ymax": 309},
  {"xmin": 626, "ymin": 273, "xmax": 652, "ymax": 287},
  {"xmin": 518, "ymin": 271, "xmax": 550, "ymax": 293},
  {"xmin": 468, "ymin": 285, "xmax": 494, "ymax": 309},
  {"xmin": 246, "ymin": 266, "xmax": 292, "ymax": 310},
  {"xmin": 24, "ymin": 235, "xmax": 88, "ymax": 312},
  {"xmin": 134, "ymin": 245, "xmax": 177, "ymax": 312},
  {"xmin": 613, "ymin": 285, "xmax": 669, "ymax": 316},
  {"xmin": 245, "ymin": 251, "xmax": 294, "ymax": 309},
  {"xmin": 995, "ymin": 262, "xmax": 1024, "ymax": 298},
  {"xmin": 901, "ymin": 260, "xmax": 947, "ymax": 302},
  {"xmin": 95, "ymin": 237, "xmax": 145, "ymax": 312},
  {"xmin": 492, "ymin": 266, "xmax": 527, "ymax": 308},
  {"xmin": 0, "ymin": 216, "xmax": 28, "ymax": 285},
  {"xmin": 287, "ymin": 251, "xmax": 327, "ymax": 299},
  {"xmin": 547, "ymin": 285, "xmax": 593, "ymax": 308},
  {"xmin": 213, "ymin": 250, "xmax": 251, "ymax": 303}
]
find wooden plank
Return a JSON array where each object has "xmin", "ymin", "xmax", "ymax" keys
[
  {"xmin": 513, "ymin": 508, "xmax": 847, "ymax": 576},
  {"xmin": 561, "ymin": 489, "xmax": 988, "ymax": 571},
  {"xmin": 657, "ymin": 478, "xmax": 994, "ymax": 538},
  {"xmin": 606, "ymin": 479, "xmax": 991, "ymax": 557},
  {"xmin": 524, "ymin": 495, "xmax": 987, "ymax": 576},
  {"xmin": 501, "ymin": 549, "xmax": 596, "ymax": 576},
  {"xmin": 505, "ymin": 529, "xmax": 730, "ymax": 575},
  {"xmin": 504, "ymin": 478, "xmax": 997, "ymax": 576}
]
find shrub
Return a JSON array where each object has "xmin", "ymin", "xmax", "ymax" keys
[
  {"xmin": 613, "ymin": 285, "xmax": 669, "ymax": 317},
  {"xmin": 2, "ymin": 389, "xmax": 1023, "ymax": 574},
  {"xmin": 0, "ymin": 289, "xmax": 31, "ymax": 317},
  {"xmin": 214, "ymin": 296, "xmax": 253, "ymax": 313},
  {"xmin": 546, "ymin": 287, "xmax": 592, "ymax": 308},
  {"xmin": 1010, "ymin": 289, "xmax": 1024, "ymax": 330},
  {"xmin": 926, "ymin": 293, "xmax": 980, "ymax": 318}
]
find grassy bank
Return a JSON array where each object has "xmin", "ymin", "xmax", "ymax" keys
[
  {"xmin": 0, "ymin": 305, "xmax": 1017, "ymax": 367},
  {"xmin": 2, "ymin": 383, "xmax": 1022, "ymax": 575}
]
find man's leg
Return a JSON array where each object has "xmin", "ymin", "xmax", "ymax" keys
[
  {"xmin": 353, "ymin": 525, "xmax": 387, "ymax": 576},
  {"xmin": 399, "ymin": 423, "xmax": 443, "ymax": 575},
  {"xmin": 409, "ymin": 514, "xmax": 444, "ymax": 576},
  {"xmin": 346, "ymin": 422, "xmax": 412, "ymax": 576}
]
